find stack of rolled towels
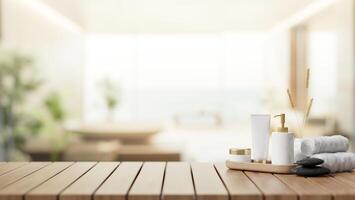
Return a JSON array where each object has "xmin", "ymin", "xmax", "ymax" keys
[{"xmin": 294, "ymin": 135, "xmax": 355, "ymax": 173}]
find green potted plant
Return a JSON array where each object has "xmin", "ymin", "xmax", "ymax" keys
[
  {"xmin": 43, "ymin": 92, "xmax": 67, "ymax": 160},
  {"xmin": 97, "ymin": 79, "xmax": 120, "ymax": 121},
  {"xmin": 0, "ymin": 49, "xmax": 42, "ymax": 160}
]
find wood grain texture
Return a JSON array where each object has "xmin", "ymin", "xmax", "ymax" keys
[
  {"xmin": 0, "ymin": 162, "xmax": 354, "ymax": 200},
  {"xmin": 275, "ymin": 174, "xmax": 331, "ymax": 200},
  {"xmin": 60, "ymin": 162, "xmax": 118, "ymax": 200},
  {"xmin": 191, "ymin": 163, "xmax": 228, "ymax": 200},
  {"xmin": 0, "ymin": 162, "xmax": 27, "ymax": 176},
  {"xmin": 26, "ymin": 162, "xmax": 96, "ymax": 200},
  {"xmin": 245, "ymin": 172, "xmax": 297, "ymax": 200},
  {"xmin": 162, "ymin": 162, "xmax": 194, "ymax": 200},
  {"xmin": 128, "ymin": 162, "xmax": 166, "ymax": 200},
  {"xmin": 308, "ymin": 176, "xmax": 355, "ymax": 200},
  {"xmin": 214, "ymin": 163, "xmax": 262, "ymax": 200},
  {"xmin": 0, "ymin": 162, "xmax": 72, "ymax": 200},
  {"xmin": 0, "ymin": 162, "xmax": 50, "ymax": 190},
  {"xmin": 333, "ymin": 172, "xmax": 355, "ymax": 188},
  {"xmin": 94, "ymin": 162, "xmax": 142, "ymax": 200}
]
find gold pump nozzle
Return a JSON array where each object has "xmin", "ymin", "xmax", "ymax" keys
[{"xmin": 274, "ymin": 113, "xmax": 288, "ymax": 132}]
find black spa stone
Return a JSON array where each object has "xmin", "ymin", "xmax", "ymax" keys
[
  {"xmin": 296, "ymin": 158, "xmax": 324, "ymax": 167},
  {"xmin": 294, "ymin": 166, "xmax": 330, "ymax": 177}
]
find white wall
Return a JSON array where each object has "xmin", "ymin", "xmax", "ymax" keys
[
  {"xmin": 1, "ymin": 0, "xmax": 84, "ymax": 118},
  {"xmin": 264, "ymin": 30, "xmax": 291, "ymax": 111}
]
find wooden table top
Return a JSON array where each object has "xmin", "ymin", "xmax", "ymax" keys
[{"xmin": 0, "ymin": 162, "xmax": 354, "ymax": 200}]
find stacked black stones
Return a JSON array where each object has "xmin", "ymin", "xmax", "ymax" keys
[{"xmin": 293, "ymin": 158, "xmax": 331, "ymax": 177}]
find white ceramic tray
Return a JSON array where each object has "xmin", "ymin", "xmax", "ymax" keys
[{"xmin": 226, "ymin": 159, "xmax": 296, "ymax": 174}]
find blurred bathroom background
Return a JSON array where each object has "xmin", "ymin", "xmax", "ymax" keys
[{"xmin": 0, "ymin": 0, "xmax": 354, "ymax": 161}]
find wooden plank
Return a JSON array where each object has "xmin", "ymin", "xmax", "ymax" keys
[
  {"xmin": 162, "ymin": 162, "xmax": 194, "ymax": 200},
  {"xmin": 95, "ymin": 162, "xmax": 142, "ymax": 200},
  {"xmin": 128, "ymin": 162, "xmax": 166, "ymax": 200},
  {"xmin": 26, "ymin": 162, "xmax": 96, "ymax": 200},
  {"xmin": 60, "ymin": 162, "xmax": 118, "ymax": 200},
  {"xmin": 191, "ymin": 163, "xmax": 228, "ymax": 200},
  {"xmin": 333, "ymin": 172, "xmax": 355, "ymax": 188},
  {"xmin": 0, "ymin": 162, "xmax": 50, "ymax": 190},
  {"xmin": 245, "ymin": 172, "xmax": 297, "ymax": 200},
  {"xmin": 214, "ymin": 163, "xmax": 262, "ymax": 200},
  {"xmin": 0, "ymin": 162, "xmax": 72, "ymax": 200},
  {"xmin": 0, "ymin": 162, "xmax": 27, "ymax": 176},
  {"xmin": 275, "ymin": 174, "xmax": 331, "ymax": 200},
  {"xmin": 308, "ymin": 176, "xmax": 355, "ymax": 200}
]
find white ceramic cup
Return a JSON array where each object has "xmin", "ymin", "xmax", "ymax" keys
[{"xmin": 250, "ymin": 114, "xmax": 270, "ymax": 161}]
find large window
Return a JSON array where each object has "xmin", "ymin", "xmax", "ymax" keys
[
  {"xmin": 307, "ymin": 31, "xmax": 337, "ymax": 116},
  {"xmin": 84, "ymin": 33, "xmax": 266, "ymax": 124}
]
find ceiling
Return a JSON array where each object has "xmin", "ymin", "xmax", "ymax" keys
[{"xmin": 40, "ymin": 0, "xmax": 315, "ymax": 32}]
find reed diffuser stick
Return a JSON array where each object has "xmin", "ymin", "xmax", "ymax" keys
[
  {"xmin": 287, "ymin": 89, "xmax": 295, "ymax": 108},
  {"xmin": 306, "ymin": 98, "xmax": 314, "ymax": 118},
  {"xmin": 306, "ymin": 68, "xmax": 310, "ymax": 89},
  {"xmin": 303, "ymin": 69, "xmax": 313, "ymax": 128},
  {"xmin": 287, "ymin": 88, "xmax": 302, "ymax": 137}
]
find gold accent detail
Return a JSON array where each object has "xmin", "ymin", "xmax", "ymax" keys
[
  {"xmin": 252, "ymin": 160, "xmax": 268, "ymax": 164},
  {"xmin": 229, "ymin": 148, "xmax": 251, "ymax": 155},
  {"xmin": 287, "ymin": 89, "xmax": 295, "ymax": 108},
  {"xmin": 274, "ymin": 113, "xmax": 288, "ymax": 132}
]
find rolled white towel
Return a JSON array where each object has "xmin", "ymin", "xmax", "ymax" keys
[
  {"xmin": 294, "ymin": 139, "xmax": 307, "ymax": 162},
  {"xmin": 312, "ymin": 152, "xmax": 355, "ymax": 173},
  {"xmin": 294, "ymin": 151, "xmax": 307, "ymax": 162},
  {"xmin": 295, "ymin": 135, "xmax": 348, "ymax": 156}
]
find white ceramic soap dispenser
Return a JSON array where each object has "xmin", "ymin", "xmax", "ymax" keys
[{"xmin": 271, "ymin": 113, "xmax": 294, "ymax": 165}]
